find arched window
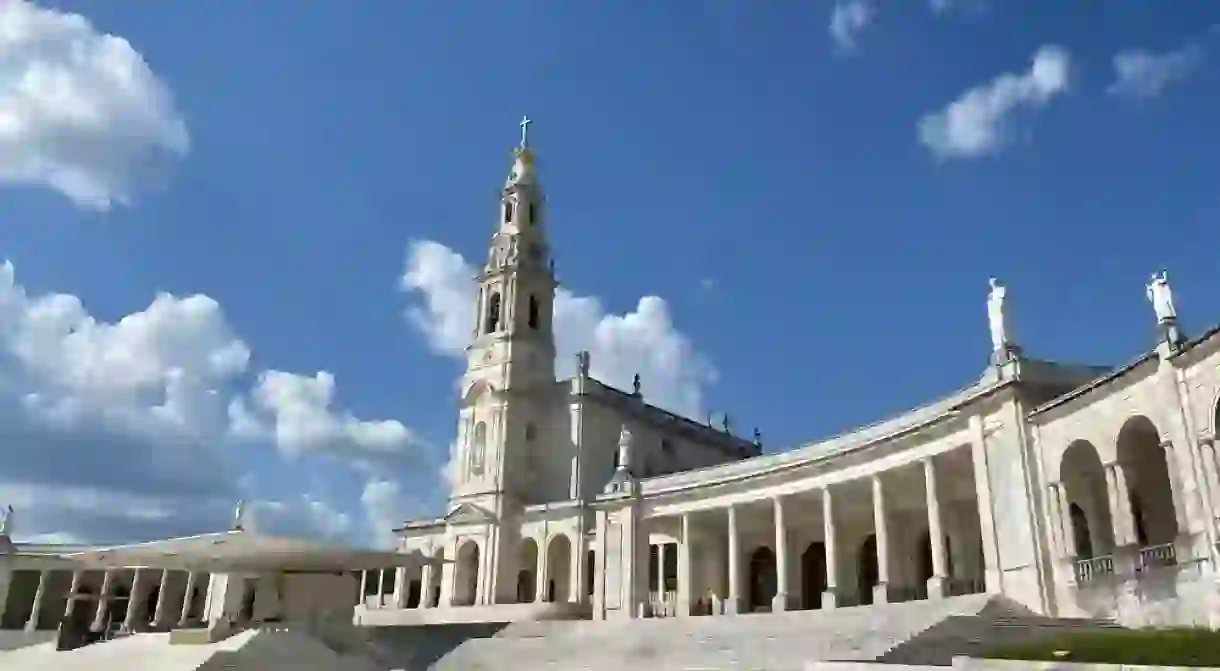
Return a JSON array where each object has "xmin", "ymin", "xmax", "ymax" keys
[
  {"xmin": 528, "ymin": 295, "xmax": 540, "ymax": 329},
  {"xmin": 485, "ymin": 293, "xmax": 502, "ymax": 333},
  {"xmin": 503, "ymin": 201, "xmax": 514, "ymax": 223},
  {"xmin": 470, "ymin": 422, "xmax": 487, "ymax": 475},
  {"xmin": 528, "ymin": 203, "xmax": 536, "ymax": 224}
]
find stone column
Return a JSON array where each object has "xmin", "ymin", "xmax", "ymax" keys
[
  {"xmin": 359, "ymin": 570, "xmax": 368, "ymax": 607},
  {"xmin": 421, "ymin": 563, "xmax": 434, "ymax": 609},
  {"xmin": 592, "ymin": 510, "xmax": 608, "ymax": 620},
  {"xmin": 151, "ymin": 569, "xmax": 171, "ymax": 629},
  {"xmin": 90, "ymin": 569, "xmax": 115, "ymax": 632},
  {"xmin": 178, "ymin": 571, "xmax": 198, "ymax": 626},
  {"xmin": 122, "ymin": 569, "xmax": 149, "ymax": 633},
  {"xmin": 23, "ymin": 570, "xmax": 49, "ymax": 632},
  {"xmin": 872, "ymin": 475, "xmax": 891, "ymax": 604},
  {"xmin": 1056, "ymin": 486, "xmax": 1077, "ymax": 558},
  {"xmin": 1112, "ymin": 463, "xmax": 1139, "ymax": 546},
  {"xmin": 1045, "ymin": 484, "xmax": 1064, "ymax": 558},
  {"xmin": 773, "ymin": 496, "xmax": 789, "ymax": 612},
  {"xmin": 393, "ymin": 567, "xmax": 407, "ymax": 608},
  {"xmin": 656, "ymin": 542, "xmax": 667, "ymax": 596},
  {"xmin": 1160, "ymin": 440, "xmax": 1192, "ymax": 536},
  {"xmin": 62, "ymin": 570, "xmax": 83, "ymax": 619},
  {"xmin": 678, "ymin": 513, "xmax": 692, "ymax": 617},
  {"xmin": 726, "ymin": 505, "xmax": 741, "ymax": 614},
  {"xmin": 376, "ymin": 568, "xmax": 387, "ymax": 608},
  {"xmin": 1200, "ymin": 439, "xmax": 1220, "ymax": 515},
  {"xmin": 536, "ymin": 542, "xmax": 549, "ymax": 603},
  {"xmin": 822, "ymin": 487, "xmax": 839, "ymax": 609},
  {"xmin": 925, "ymin": 458, "xmax": 948, "ymax": 599}
]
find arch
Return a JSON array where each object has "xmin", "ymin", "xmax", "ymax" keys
[
  {"xmin": 1060, "ymin": 439, "xmax": 1115, "ymax": 557},
  {"xmin": 546, "ymin": 535, "xmax": 573, "ymax": 603},
  {"xmin": 748, "ymin": 547, "xmax": 777, "ymax": 611},
  {"xmin": 857, "ymin": 535, "xmax": 878, "ymax": 606},
  {"xmin": 517, "ymin": 538, "xmax": 539, "ymax": 603},
  {"xmin": 800, "ymin": 542, "xmax": 827, "ymax": 610},
  {"xmin": 503, "ymin": 200, "xmax": 514, "ymax": 223},
  {"xmin": 528, "ymin": 295, "xmax": 540, "ymax": 329},
  {"xmin": 1116, "ymin": 415, "xmax": 1178, "ymax": 546},
  {"xmin": 461, "ymin": 379, "xmax": 496, "ymax": 407},
  {"xmin": 454, "ymin": 541, "xmax": 481, "ymax": 606},
  {"xmin": 484, "ymin": 292, "xmax": 502, "ymax": 334}
]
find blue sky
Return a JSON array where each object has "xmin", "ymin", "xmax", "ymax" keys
[{"xmin": 1, "ymin": 0, "xmax": 1219, "ymax": 546}]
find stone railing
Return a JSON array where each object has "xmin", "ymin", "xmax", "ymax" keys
[
  {"xmin": 1074, "ymin": 555, "xmax": 1115, "ymax": 583},
  {"xmin": 1137, "ymin": 542, "xmax": 1177, "ymax": 571},
  {"xmin": 647, "ymin": 590, "xmax": 679, "ymax": 618}
]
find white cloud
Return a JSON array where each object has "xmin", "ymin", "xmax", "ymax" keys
[
  {"xmin": 401, "ymin": 240, "xmax": 717, "ymax": 419},
  {"xmin": 0, "ymin": 259, "xmax": 412, "ymax": 545},
  {"xmin": 829, "ymin": 0, "xmax": 874, "ymax": 52},
  {"xmin": 359, "ymin": 477, "xmax": 430, "ymax": 548},
  {"xmin": 246, "ymin": 495, "xmax": 352, "ymax": 541},
  {"xmin": 0, "ymin": 0, "xmax": 188, "ymax": 210},
  {"xmin": 918, "ymin": 45, "xmax": 1070, "ymax": 159},
  {"xmin": 1108, "ymin": 45, "xmax": 1203, "ymax": 100},
  {"xmin": 228, "ymin": 370, "xmax": 416, "ymax": 461}
]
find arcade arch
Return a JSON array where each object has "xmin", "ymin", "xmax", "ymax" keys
[
  {"xmin": 517, "ymin": 538, "xmax": 538, "ymax": 603},
  {"xmin": 1115, "ymin": 415, "xmax": 1178, "ymax": 547},
  {"xmin": 454, "ymin": 541, "xmax": 480, "ymax": 606},
  {"xmin": 545, "ymin": 535, "xmax": 572, "ymax": 603},
  {"xmin": 1059, "ymin": 439, "xmax": 1114, "ymax": 558}
]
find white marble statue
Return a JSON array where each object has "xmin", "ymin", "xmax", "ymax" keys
[
  {"xmin": 233, "ymin": 499, "xmax": 246, "ymax": 530},
  {"xmin": 0, "ymin": 504, "xmax": 12, "ymax": 536},
  {"xmin": 1146, "ymin": 271, "xmax": 1177, "ymax": 323},
  {"xmin": 617, "ymin": 424, "xmax": 633, "ymax": 471},
  {"xmin": 987, "ymin": 277, "xmax": 1009, "ymax": 352}
]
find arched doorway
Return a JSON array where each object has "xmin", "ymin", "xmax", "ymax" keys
[
  {"xmin": 454, "ymin": 541, "xmax": 480, "ymax": 606},
  {"xmin": 546, "ymin": 535, "xmax": 572, "ymax": 603},
  {"xmin": 857, "ymin": 535, "xmax": 878, "ymax": 606},
  {"xmin": 748, "ymin": 547, "xmax": 777, "ymax": 611},
  {"xmin": 586, "ymin": 549, "xmax": 596, "ymax": 597},
  {"xmin": 517, "ymin": 538, "xmax": 538, "ymax": 603},
  {"xmin": 1116, "ymin": 416, "xmax": 1178, "ymax": 548},
  {"xmin": 1060, "ymin": 440, "xmax": 1115, "ymax": 558},
  {"xmin": 800, "ymin": 542, "xmax": 826, "ymax": 610}
]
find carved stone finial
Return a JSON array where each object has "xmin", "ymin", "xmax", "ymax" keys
[
  {"xmin": 0, "ymin": 504, "xmax": 13, "ymax": 536},
  {"xmin": 576, "ymin": 351, "xmax": 591, "ymax": 378},
  {"xmin": 632, "ymin": 373, "xmax": 642, "ymax": 396},
  {"xmin": 722, "ymin": 413, "xmax": 732, "ymax": 434}
]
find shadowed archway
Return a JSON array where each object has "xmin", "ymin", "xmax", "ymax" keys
[
  {"xmin": 1060, "ymin": 439, "xmax": 1114, "ymax": 558},
  {"xmin": 1116, "ymin": 416, "xmax": 1178, "ymax": 548}
]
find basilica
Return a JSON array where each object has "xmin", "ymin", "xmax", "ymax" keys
[
  {"xmin": 3, "ymin": 122, "xmax": 1220, "ymax": 648},
  {"xmin": 357, "ymin": 121, "xmax": 1220, "ymax": 630}
]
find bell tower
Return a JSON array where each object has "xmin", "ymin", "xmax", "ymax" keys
[{"xmin": 449, "ymin": 117, "xmax": 558, "ymax": 508}]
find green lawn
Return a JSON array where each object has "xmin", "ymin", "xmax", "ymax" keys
[{"xmin": 982, "ymin": 628, "xmax": 1220, "ymax": 667}]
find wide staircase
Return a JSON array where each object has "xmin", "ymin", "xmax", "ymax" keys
[
  {"xmin": 0, "ymin": 625, "xmax": 381, "ymax": 671},
  {"xmin": 366, "ymin": 593, "xmax": 1124, "ymax": 670}
]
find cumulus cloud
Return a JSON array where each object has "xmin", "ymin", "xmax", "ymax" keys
[
  {"xmin": 0, "ymin": 0, "xmax": 188, "ymax": 210},
  {"xmin": 829, "ymin": 0, "xmax": 874, "ymax": 52},
  {"xmin": 0, "ymin": 260, "xmax": 411, "ymax": 545},
  {"xmin": 228, "ymin": 370, "xmax": 416, "ymax": 461},
  {"xmin": 918, "ymin": 46, "xmax": 1070, "ymax": 159},
  {"xmin": 400, "ymin": 240, "xmax": 717, "ymax": 419},
  {"xmin": 1108, "ymin": 45, "xmax": 1203, "ymax": 100}
]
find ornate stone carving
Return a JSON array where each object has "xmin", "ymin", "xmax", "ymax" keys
[{"xmin": 1146, "ymin": 271, "xmax": 1177, "ymax": 323}]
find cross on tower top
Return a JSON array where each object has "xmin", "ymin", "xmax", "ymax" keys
[{"xmin": 519, "ymin": 116, "xmax": 532, "ymax": 148}]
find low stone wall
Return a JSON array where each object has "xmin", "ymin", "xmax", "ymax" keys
[
  {"xmin": 1060, "ymin": 560, "xmax": 1220, "ymax": 628},
  {"xmin": 953, "ymin": 656, "xmax": 1220, "ymax": 671}
]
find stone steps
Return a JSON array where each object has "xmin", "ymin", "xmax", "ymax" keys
[{"xmin": 426, "ymin": 594, "xmax": 1008, "ymax": 670}]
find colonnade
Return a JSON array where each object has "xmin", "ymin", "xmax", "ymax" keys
[
  {"xmin": 634, "ymin": 448, "xmax": 989, "ymax": 619},
  {"xmin": 2, "ymin": 567, "xmax": 208, "ymax": 633}
]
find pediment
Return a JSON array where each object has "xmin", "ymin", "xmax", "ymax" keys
[{"xmin": 444, "ymin": 503, "xmax": 496, "ymax": 526}]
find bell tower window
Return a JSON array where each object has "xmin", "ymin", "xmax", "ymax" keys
[
  {"xmin": 503, "ymin": 201, "xmax": 514, "ymax": 223},
  {"xmin": 528, "ymin": 203, "xmax": 536, "ymax": 225},
  {"xmin": 528, "ymin": 295, "xmax": 540, "ymax": 329},
  {"xmin": 485, "ymin": 293, "xmax": 502, "ymax": 333}
]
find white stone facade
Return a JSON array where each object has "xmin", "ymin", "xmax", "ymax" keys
[{"xmin": 371, "ymin": 128, "xmax": 1220, "ymax": 630}]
